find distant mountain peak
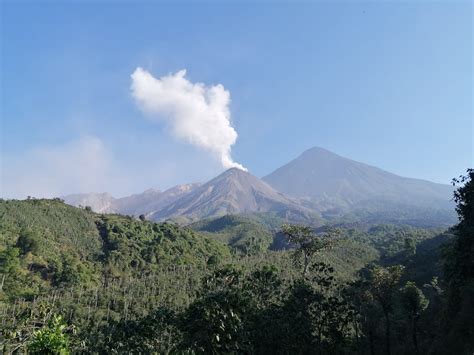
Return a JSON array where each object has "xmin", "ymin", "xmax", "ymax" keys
[
  {"xmin": 63, "ymin": 147, "xmax": 455, "ymax": 227},
  {"xmin": 149, "ymin": 167, "xmax": 314, "ymax": 223},
  {"xmin": 263, "ymin": 147, "xmax": 453, "ymax": 210},
  {"xmin": 303, "ymin": 146, "xmax": 334, "ymax": 154},
  {"xmin": 299, "ymin": 146, "xmax": 349, "ymax": 161}
]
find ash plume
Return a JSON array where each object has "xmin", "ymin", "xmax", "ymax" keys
[{"xmin": 131, "ymin": 67, "xmax": 246, "ymax": 171}]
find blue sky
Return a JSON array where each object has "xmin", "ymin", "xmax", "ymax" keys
[{"xmin": 1, "ymin": 1, "xmax": 472, "ymax": 198}]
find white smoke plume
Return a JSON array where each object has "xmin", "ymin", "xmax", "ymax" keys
[{"xmin": 130, "ymin": 67, "xmax": 247, "ymax": 171}]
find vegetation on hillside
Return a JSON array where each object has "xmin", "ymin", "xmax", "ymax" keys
[
  {"xmin": 0, "ymin": 169, "xmax": 472, "ymax": 353},
  {"xmin": 190, "ymin": 215, "xmax": 274, "ymax": 255}
]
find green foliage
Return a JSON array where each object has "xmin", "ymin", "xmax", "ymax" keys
[
  {"xmin": 400, "ymin": 281, "xmax": 429, "ymax": 353},
  {"xmin": 368, "ymin": 265, "xmax": 404, "ymax": 312},
  {"xmin": 0, "ymin": 247, "xmax": 20, "ymax": 276},
  {"xmin": 190, "ymin": 215, "xmax": 273, "ymax": 255},
  {"xmin": 97, "ymin": 215, "xmax": 230, "ymax": 275},
  {"xmin": 365, "ymin": 265, "xmax": 404, "ymax": 355},
  {"xmin": 179, "ymin": 262, "xmax": 353, "ymax": 354},
  {"xmin": 0, "ymin": 199, "xmax": 103, "ymax": 297},
  {"xmin": 445, "ymin": 169, "xmax": 474, "ymax": 295},
  {"xmin": 16, "ymin": 229, "xmax": 41, "ymax": 255},
  {"xmin": 440, "ymin": 169, "xmax": 474, "ymax": 354},
  {"xmin": 180, "ymin": 288, "xmax": 250, "ymax": 353},
  {"xmin": 28, "ymin": 315, "xmax": 70, "ymax": 354},
  {"xmin": 0, "ymin": 199, "xmax": 101, "ymax": 258},
  {"xmin": 94, "ymin": 307, "xmax": 179, "ymax": 354},
  {"xmin": 0, "ymin": 193, "xmax": 472, "ymax": 354},
  {"xmin": 281, "ymin": 224, "xmax": 336, "ymax": 276},
  {"xmin": 0, "ymin": 199, "xmax": 230, "ymax": 294},
  {"xmin": 0, "ymin": 247, "xmax": 21, "ymax": 296},
  {"xmin": 404, "ymin": 236, "xmax": 417, "ymax": 257},
  {"xmin": 400, "ymin": 281, "xmax": 429, "ymax": 316}
]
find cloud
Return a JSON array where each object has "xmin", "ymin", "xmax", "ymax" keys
[
  {"xmin": 1, "ymin": 69, "xmax": 248, "ymax": 199},
  {"xmin": 130, "ymin": 67, "xmax": 247, "ymax": 171},
  {"xmin": 1, "ymin": 136, "xmax": 121, "ymax": 199}
]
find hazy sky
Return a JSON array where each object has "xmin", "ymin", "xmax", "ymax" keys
[{"xmin": 1, "ymin": 1, "xmax": 472, "ymax": 198}]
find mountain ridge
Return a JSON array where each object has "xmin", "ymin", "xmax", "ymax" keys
[
  {"xmin": 63, "ymin": 147, "xmax": 455, "ymax": 226},
  {"xmin": 262, "ymin": 146, "xmax": 453, "ymax": 210},
  {"xmin": 62, "ymin": 183, "xmax": 201, "ymax": 217},
  {"xmin": 149, "ymin": 168, "xmax": 317, "ymax": 223}
]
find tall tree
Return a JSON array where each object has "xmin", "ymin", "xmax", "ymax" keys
[
  {"xmin": 400, "ymin": 281, "xmax": 429, "ymax": 354},
  {"xmin": 442, "ymin": 169, "xmax": 474, "ymax": 353},
  {"xmin": 281, "ymin": 224, "xmax": 336, "ymax": 277},
  {"xmin": 368, "ymin": 265, "xmax": 404, "ymax": 355}
]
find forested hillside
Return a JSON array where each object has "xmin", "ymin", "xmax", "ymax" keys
[
  {"xmin": 0, "ymin": 170, "xmax": 472, "ymax": 354},
  {"xmin": 0, "ymin": 199, "xmax": 228, "ymax": 299}
]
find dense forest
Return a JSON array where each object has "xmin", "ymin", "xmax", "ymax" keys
[{"xmin": 0, "ymin": 170, "xmax": 472, "ymax": 354}]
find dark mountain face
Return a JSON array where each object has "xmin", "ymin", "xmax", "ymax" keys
[
  {"xmin": 149, "ymin": 168, "xmax": 317, "ymax": 223},
  {"xmin": 262, "ymin": 147, "xmax": 454, "ymax": 210}
]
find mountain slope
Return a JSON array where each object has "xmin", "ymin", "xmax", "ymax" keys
[
  {"xmin": 63, "ymin": 147, "xmax": 455, "ymax": 227},
  {"xmin": 262, "ymin": 147, "xmax": 454, "ymax": 211},
  {"xmin": 114, "ymin": 184, "xmax": 201, "ymax": 216},
  {"xmin": 63, "ymin": 184, "xmax": 200, "ymax": 217},
  {"xmin": 149, "ymin": 168, "xmax": 318, "ymax": 223}
]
